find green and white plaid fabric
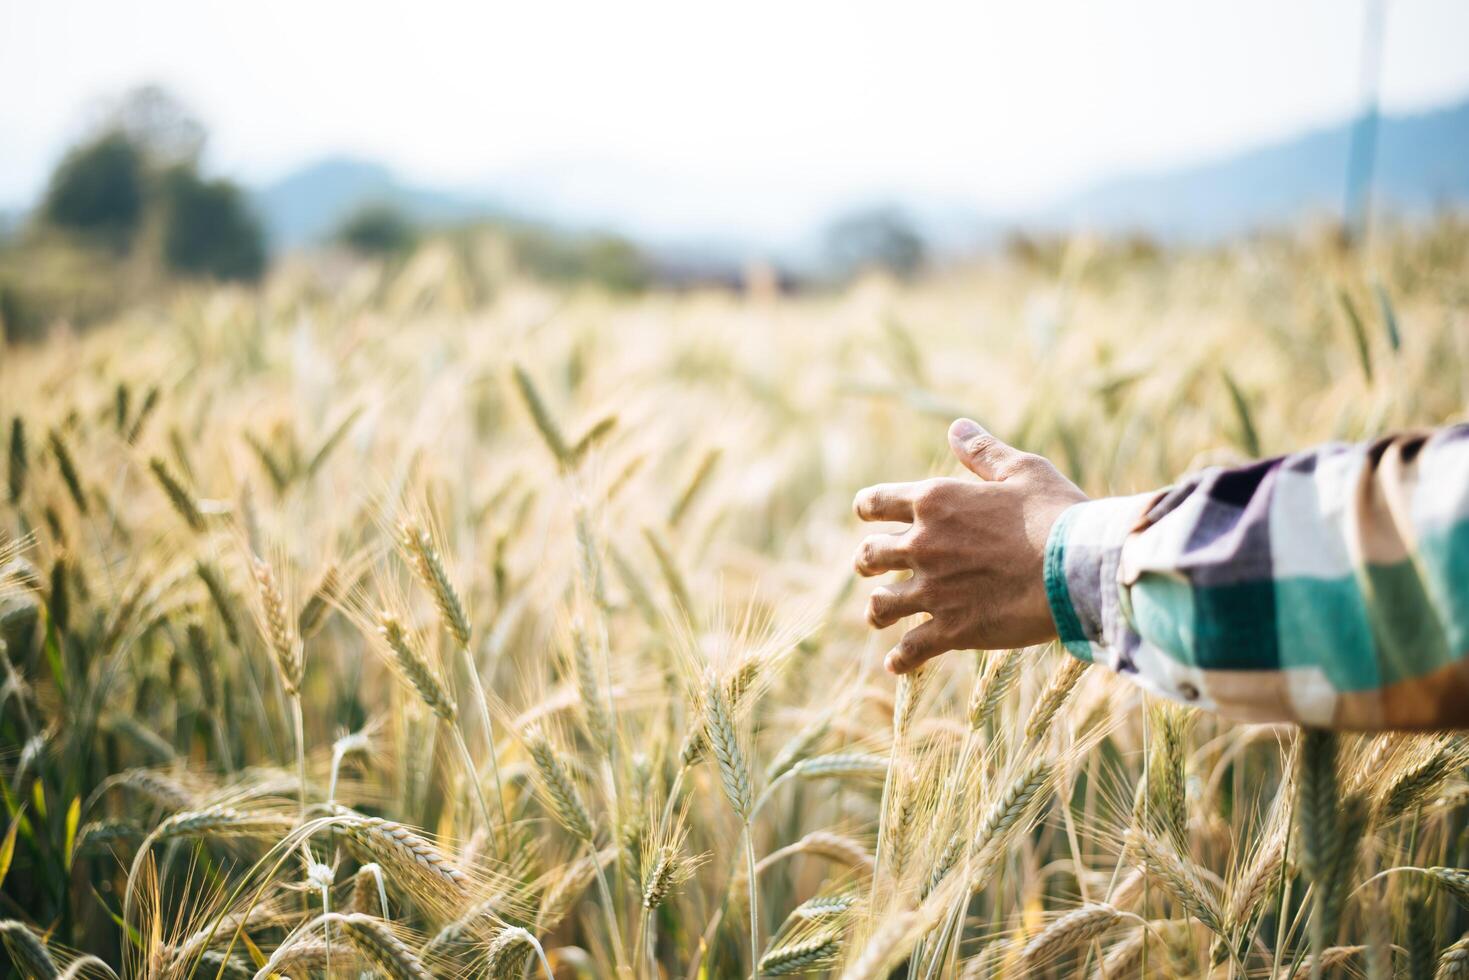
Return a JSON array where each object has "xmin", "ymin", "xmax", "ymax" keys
[{"xmin": 1044, "ymin": 425, "xmax": 1469, "ymax": 729}]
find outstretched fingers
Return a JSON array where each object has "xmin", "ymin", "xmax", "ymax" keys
[
  {"xmin": 853, "ymin": 531, "xmax": 913, "ymax": 576},
  {"xmin": 865, "ymin": 578, "xmax": 927, "ymax": 629},
  {"xmin": 852, "ymin": 482, "xmax": 925, "ymax": 523},
  {"xmin": 884, "ymin": 618, "xmax": 949, "ymax": 674}
]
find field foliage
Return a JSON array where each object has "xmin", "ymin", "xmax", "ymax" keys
[{"xmin": 2, "ymin": 221, "xmax": 1469, "ymax": 978}]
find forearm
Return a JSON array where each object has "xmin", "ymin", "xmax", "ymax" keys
[{"xmin": 1046, "ymin": 426, "xmax": 1469, "ymax": 729}]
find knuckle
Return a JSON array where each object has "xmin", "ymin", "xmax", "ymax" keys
[
  {"xmin": 1009, "ymin": 453, "xmax": 1047, "ymax": 477},
  {"xmin": 856, "ymin": 538, "xmax": 888, "ymax": 573},
  {"xmin": 913, "ymin": 480, "xmax": 955, "ymax": 519},
  {"xmin": 966, "ymin": 434, "xmax": 998, "ymax": 458}
]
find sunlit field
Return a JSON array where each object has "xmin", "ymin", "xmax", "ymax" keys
[{"xmin": 3, "ymin": 220, "xmax": 1469, "ymax": 979}]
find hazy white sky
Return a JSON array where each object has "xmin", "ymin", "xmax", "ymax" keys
[{"xmin": 3, "ymin": 0, "xmax": 1468, "ymax": 219}]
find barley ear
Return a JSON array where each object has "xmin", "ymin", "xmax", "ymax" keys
[
  {"xmin": 759, "ymin": 934, "xmax": 842, "ymax": 975},
  {"xmin": 251, "ymin": 556, "xmax": 301, "ymax": 694},
  {"xmin": 398, "ymin": 519, "xmax": 471, "ymax": 649},
  {"xmin": 525, "ymin": 728, "xmax": 596, "ymax": 842},
  {"xmin": 1020, "ymin": 903, "xmax": 1123, "ymax": 968},
  {"xmin": 1025, "ymin": 656, "xmax": 1087, "ymax": 742},
  {"xmin": 967, "ymin": 649, "xmax": 1020, "ymax": 731},
  {"xmin": 1437, "ymin": 933, "xmax": 1469, "ymax": 979},
  {"xmin": 0, "ymin": 920, "xmax": 60, "ymax": 980},
  {"xmin": 149, "ymin": 456, "xmax": 205, "ymax": 532},
  {"xmin": 703, "ymin": 672, "xmax": 752, "ymax": 818},
  {"xmin": 1140, "ymin": 701, "xmax": 1191, "ymax": 855},
  {"xmin": 8, "ymin": 417, "xmax": 26, "ymax": 503},
  {"xmin": 512, "ymin": 363, "xmax": 572, "ymax": 464},
  {"xmin": 668, "ymin": 447, "xmax": 721, "ymax": 528},
  {"xmin": 335, "ymin": 913, "xmax": 433, "ymax": 980},
  {"xmin": 48, "ymin": 430, "xmax": 88, "ymax": 514},
  {"xmin": 378, "ymin": 612, "xmax": 456, "ymax": 722},
  {"xmin": 1123, "ymin": 827, "xmax": 1224, "ymax": 936}
]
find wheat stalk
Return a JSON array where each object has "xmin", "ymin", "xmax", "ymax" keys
[
  {"xmin": 48, "ymin": 430, "xmax": 87, "ymax": 515},
  {"xmin": 397, "ymin": 516, "xmax": 511, "ymax": 846},
  {"xmin": 759, "ymin": 934, "xmax": 841, "ymax": 975},
  {"xmin": 332, "ymin": 914, "xmax": 433, "ymax": 980},
  {"xmin": 1439, "ymin": 934, "xmax": 1469, "ymax": 979},
  {"xmin": 1141, "ymin": 702, "xmax": 1190, "ymax": 855},
  {"xmin": 967, "ymin": 649, "xmax": 1020, "ymax": 731},
  {"xmin": 349, "ymin": 863, "xmax": 388, "ymax": 917},
  {"xmin": 571, "ymin": 622, "xmax": 611, "ymax": 748},
  {"xmin": 839, "ymin": 909, "xmax": 917, "ymax": 980},
  {"xmin": 155, "ymin": 807, "xmax": 296, "ymax": 840},
  {"xmin": 1019, "ymin": 903, "xmax": 1123, "ymax": 967},
  {"xmin": 331, "ymin": 807, "xmax": 471, "ymax": 898},
  {"xmin": 524, "ymin": 728, "xmax": 595, "ymax": 841},
  {"xmin": 512, "ymin": 363, "xmax": 573, "ymax": 464},
  {"xmin": 702, "ymin": 672, "xmax": 752, "ymax": 819},
  {"xmin": 756, "ymin": 832, "xmax": 874, "ymax": 877},
  {"xmin": 972, "ymin": 759, "xmax": 1054, "ymax": 873},
  {"xmin": 297, "ymin": 562, "xmax": 341, "ymax": 639},
  {"xmin": 1024, "ymin": 656, "xmax": 1087, "ymax": 742},
  {"xmin": 1124, "ymin": 826, "xmax": 1224, "ymax": 935},
  {"xmin": 7, "ymin": 418, "xmax": 25, "ymax": 503},
  {"xmin": 250, "ymin": 556, "xmax": 301, "ymax": 694},
  {"xmin": 397, "ymin": 519, "xmax": 471, "ymax": 649},
  {"xmin": 195, "ymin": 560, "xmax": 241, "ymax": 646},
  {"xmin": 1, "ymin": 920, "xmax": 60, "ymax": 980},
  {"xmin": 148, "ymin": 456, "xmax": 204, "ymax": 532},
  {"xmin": 792, "ymin": 754, "xmax": 888, "ymax": 781},
  {"xmin": 377, "ymin": 613, "xmax": 456, "ymax": 721},
  {"xmin": 669, "ymin": 448, "xmax": 721, "ymax": 528}
]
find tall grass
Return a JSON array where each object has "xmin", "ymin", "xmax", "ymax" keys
[{"xmin": 2, "ymin": 219, "xmax": 1468, "ymax": 977}]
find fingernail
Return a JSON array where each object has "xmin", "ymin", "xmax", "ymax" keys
[{"xmin": 950, "ymin": 418, "xmax": 984, "ymax": 441}]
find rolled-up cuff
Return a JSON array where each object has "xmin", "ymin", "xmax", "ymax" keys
[{"xmin": 1043, "ymin": 494, "xmax": 1156, "ymax": 664}]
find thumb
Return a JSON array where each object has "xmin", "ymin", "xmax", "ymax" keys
[{"xmin": 948, "ymin": 418, "xmax": 1025, "ymax": 481}]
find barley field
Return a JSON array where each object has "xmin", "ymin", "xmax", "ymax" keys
[{"xmin": 2, "ymin": 221, "xmax": 1469, "ymax": 979}]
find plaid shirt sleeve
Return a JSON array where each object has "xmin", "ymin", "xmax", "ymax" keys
[{"xmin": 1043, "ymin": 424, "xmax": 1469, "ymax": 729}]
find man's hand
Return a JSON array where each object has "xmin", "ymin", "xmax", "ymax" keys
[{"xmin": 853, "ymin": 418, "xmax": 1088, "ymax": 674}]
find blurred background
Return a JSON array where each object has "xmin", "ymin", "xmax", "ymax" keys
[{"xmin": 1, "ymin": 0, "xmax": 1466, "ymax": 338}]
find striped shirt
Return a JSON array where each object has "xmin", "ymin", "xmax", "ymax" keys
[{"xmin": 1044, "ymin": 425, "xmax": 1469, "ymax": 730}]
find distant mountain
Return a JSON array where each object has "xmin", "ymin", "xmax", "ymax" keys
[
  {"xmin": 248, "ymin": 97, "xmax": 1469, "ymax": 257},
  {"xmin": 251, "ymin": 157, "xmax": 498, "ymax": 249},
  {"xmin": 1042, "ymin": 99, "xmax": 1469, "ymax": 239}
]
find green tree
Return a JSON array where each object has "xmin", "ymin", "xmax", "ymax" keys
[
  {"xmin": 40, "ymin": 131, "xmax": 146, "ymax": 250},
  {"xmin": 825, "ymin": 206, "xmax": 927, "ymax": 279},
  {"xmin": 158, "ymin": 167, "xmax": 265, "ymax": 281},
  {"xmin": 334, "ymin": 203, "xmax": 418, "ymax": 256}
]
